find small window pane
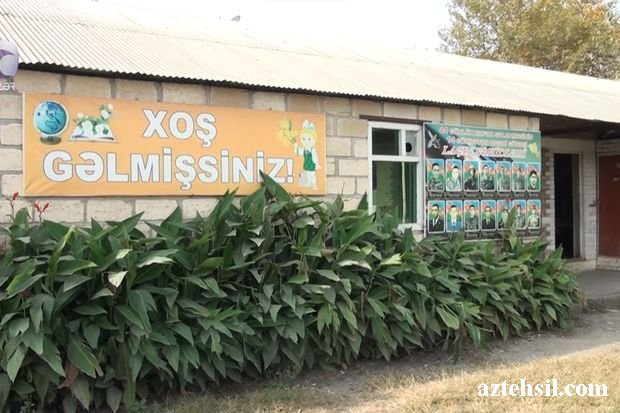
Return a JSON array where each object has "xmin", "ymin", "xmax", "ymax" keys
[
  {"xmin": 372, "ymin": 161, "xmax": 417, "ymax": 223},
  {"xmin": 404, "ymin": 130, "xmax": 419, "ymax": 156},
  {"xmin": 372, "ymin": 128, "xmax": 399, "ymax": 155}
]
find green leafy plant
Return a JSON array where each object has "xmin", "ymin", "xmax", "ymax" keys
[{"xmin": 0, "ymin": 175, "xmax": 581, "ymax": 412}]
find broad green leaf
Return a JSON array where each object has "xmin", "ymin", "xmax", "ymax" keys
[
  {"xmin": 171, "ymin": 323, "xmax": 194, "ymax": 346},
  {"xmin": 116, "ymin": 306, "xmax": 143, "ymax": 329},
  {"xmin": 74, "ymin": 304, "xmax": 107, "ymax": 316},
  {"xmin": 128, "ymin": 290, "xmax": 151, "ymax": 331},
  {"xmin": 68, "ymin": 337, "xmax": 103, "ymax": 378},
  {"xmin": 366, "ymin": 297, "xmax": 388, "ymax": 318},
  {"xmin": 39, "ymin": 338, "xmax": 65, "ymax": 376},
  {"xmin": 163, "ymin": 345, "xmax": 180, "ymax": 372},
  {"xmin": 63, "ymin": 394, "xmax": 77, "ymax": 413},
  {"xmin": 336, "ymin": 302, "xmax": 358, "ymax": 330},
  {"xmin": 262, "ymin": 340, "xmax": 278, "ymax": 370},
  {"xmin": 7, "ymin": 273, "xmax": 45, "ymax": 298},
  {"xmin": 8, "ymin": 318, "xmax": 29, "ymax": 338},
  {"xmin": 92, "ymin": 288, "xmax": 114, "ymax": 300},
  {"xmin": 106, "ymin": 386, "xmax": 122, "ymax": 413},
  {"xmin": 436, "ymin": 307, "xmax": 460, "ymax": 330},
  {"xmin": 137, "ymin": 250, "xmax": 177, "ymax": 268},
  {"xmin": 288, "ymin": 273, "xmax": 309, "ymax": 284},
  {"xmin": 58, "ymin": 260, "xmax": 97, "ymax": 276},
  {"xmin": 62, "ymin": 275, "xmax": 92, "ymax": 292},
  {"xmin": 22, "ymin": 327, "xmax": 43, "ymax": 355},
  {"xmin": 108, "ymin": 271, "xmax": 128, "ymax": 288},
  {"xmin": 294, "ymin": 216, "xmax": 314, "ymax": 228},
  {"xmin": 380, "ymin": 254, "xmax": 402, "ymax": 266},
  {"xmin": 98, "ymin": 249, "xmax": 131, "ymax": 272},
  {"xmin": 338, "ymin": 260, "xmax": 372, "ymax": 271},
  {"xmin": 316, "ymin": 269, "xmax": 340, "ymax": 282},
  {"xmin": 317, "ymin": 304, "xmax": 332, "ymax": 334},
  {"xmin": 198, "ymin": 257, "xmax": 224, "ymax": 269},
  {"xmin": 83, "ymin": 324, "xmax": 100, "ymax": 349},
  {"xmin": 7, "ymin": 345, "xmax": 26, "ymax": 382},
  {"xmin": 0, "ymin": 374, "xmax": 10, "ymax": 410},
  {"xmin": 71, "ymin": 375, "xmax": 91, "ymax": 409}
]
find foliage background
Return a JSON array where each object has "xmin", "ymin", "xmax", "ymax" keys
[{"xmin": 440, "ymin": 0, "xmax": 620, "ymax": 79}]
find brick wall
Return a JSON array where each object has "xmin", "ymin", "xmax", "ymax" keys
[{"xmin": 0, "ymin": 69, "xmax": 540, "ymax": 227}]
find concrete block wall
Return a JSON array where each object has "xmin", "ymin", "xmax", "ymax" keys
[
  {"xmin": 0, "ymin": 69, "xmax": 540, "ymax": 228},
  {"xmin": 541, "ymin": 148, "xmax": 555, "ymax": 249},
  {"xmin": 596, "ymin": 138, "xmax": 620, "ymax": 270},
  {"xmin": 597, "ymin": 139, "xmax": 620, "ymax": 155}
]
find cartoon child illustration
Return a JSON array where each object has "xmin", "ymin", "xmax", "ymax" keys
[
  {"xmin": 71, "ymin": 103, "xmax": 115, "ymax": 142},
  {"xmin": 294, "ymin": 120, "xmax": 321, "ymax": 190}
]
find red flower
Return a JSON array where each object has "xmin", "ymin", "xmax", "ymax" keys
[
  {"xmin": 11, "ymin": 192, "xmax": 18, "ymax": 201},
  {"xmin": 42, "ymin": 202, "xmax": 50, "ymax": 212},
  {"xmin": 33, "ymin": 201, "xmax": 41, "ymax": 213}
]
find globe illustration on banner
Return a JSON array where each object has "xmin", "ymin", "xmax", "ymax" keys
[{"xmin": 33, "ymin": 100, "xmax": 68, "ymax": 144}]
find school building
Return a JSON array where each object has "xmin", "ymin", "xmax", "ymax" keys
[{"xmin": 0, "ymin": 0, "xmax": 619, "ymax": 270}]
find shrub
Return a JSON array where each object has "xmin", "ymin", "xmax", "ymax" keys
[{"xmin": 0, "ymin": 176, "xmax": 581, "ymax": 412}]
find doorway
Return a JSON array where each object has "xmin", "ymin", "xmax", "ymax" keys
[
  {"xmin": 554, "ymin": 154, "xmax": 581, "ymax": 258},
  {"xmin": 599, "ymin": 155, "xmax": 620, "ymax": 257}
]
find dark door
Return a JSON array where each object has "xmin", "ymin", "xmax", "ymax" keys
[
  {"xmin": 599, "ymin": 155, "xmax": 620, "ymax": 257},
  {"xmin": 554, "ymin": 154, "xmax": 580, "ymax": 258}
]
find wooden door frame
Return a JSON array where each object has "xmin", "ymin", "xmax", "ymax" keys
[
  {"xmin": 597, "ymin": 153, "xmax": 620, "ymax": 258},
  {"xmin": 553, "ymin": 152, "xmax": 584, "ymax": 259}
]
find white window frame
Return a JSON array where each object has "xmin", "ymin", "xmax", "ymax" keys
[{"xmin": 367, "ymin": 121, "xmax": 424, "ymax": 231}]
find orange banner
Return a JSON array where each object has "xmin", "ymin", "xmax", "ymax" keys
[{"xmin": 23, "ymin": 93, "xmax": 326, "ymax": 196}]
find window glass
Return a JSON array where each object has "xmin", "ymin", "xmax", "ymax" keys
[
  {"xmin": 372, "ymin": 161, "xmax": 417, "ymax": 223},
  {"xmin": 404, "ymin": 130, "xmax": 419, "ymax": 156},
  {"xmin": 372, "ymin": 128, "xmax": 399, "ymax": 155}
]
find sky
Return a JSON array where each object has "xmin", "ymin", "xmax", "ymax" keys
[{"xmin": 101, "ymin": 0, "xmax": 451, "ymax": 51}]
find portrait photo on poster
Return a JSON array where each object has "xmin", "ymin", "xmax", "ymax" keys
[
  {"xmin": 497, "ymin": 199, "xmax": 510, "ymax": 230},
  {"xmin": 480, "ymin": 160, "xmax": 496, "ymax": 192},
  {"xmin": 496, "ymin": 161, "xmax": 512, "ymax": 193},
  {"xmin": 427, "ymin": 159, "xmax": 445, "ymax": 192},
  {"xmin": 527, "ymin": 199, "xmax": 542, "ymax": 230},
  {"xmin": 480, "ymin": 200, "xmax": 497, "ymax": 231},
  {"xmin": 527, "ymin": 163, "xmax": 541, "ymax": 192},
  {"xmin": 512, "ymin": 161, "xmax": 527, "ymax": 192},
  {"xmin": 463, "ymin": 200, "xmax": 480, "ymax": 232},
  {"xmin": 512, "ymin": 199, "xmax": 527, "ymax": 230},
  {"xmin": 446, "ymin": 200, "xmax": 464, "ymax": 232},
  {"xmin": 463, "ymin": 160, "xmax": 480, "ymax": 192},
  {"xmin": 427, "ymin": 200, "xmax": 446, "ymax": 234},
  {"xmin": 445, "ymin": 159, "xmax": 463, "ymax": 192}
]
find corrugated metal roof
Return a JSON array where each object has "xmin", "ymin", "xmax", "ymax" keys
[{"xmin": 2, "ymin": 0, "xmax": 620, "ymax": 123}]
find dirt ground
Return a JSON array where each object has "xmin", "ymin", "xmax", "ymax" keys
[{"xmin": 290, "ymin": 309, "xmax": 620, "ymax": 394}]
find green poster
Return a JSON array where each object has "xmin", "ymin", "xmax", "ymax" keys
[{"xmin": 424, "ymin": 123, "xmax": 542, "ymax": 239}]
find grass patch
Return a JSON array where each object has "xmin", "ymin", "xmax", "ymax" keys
[{"xmin": 160, "ymin": 347, "xmax": 620, "ymax": 413}]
